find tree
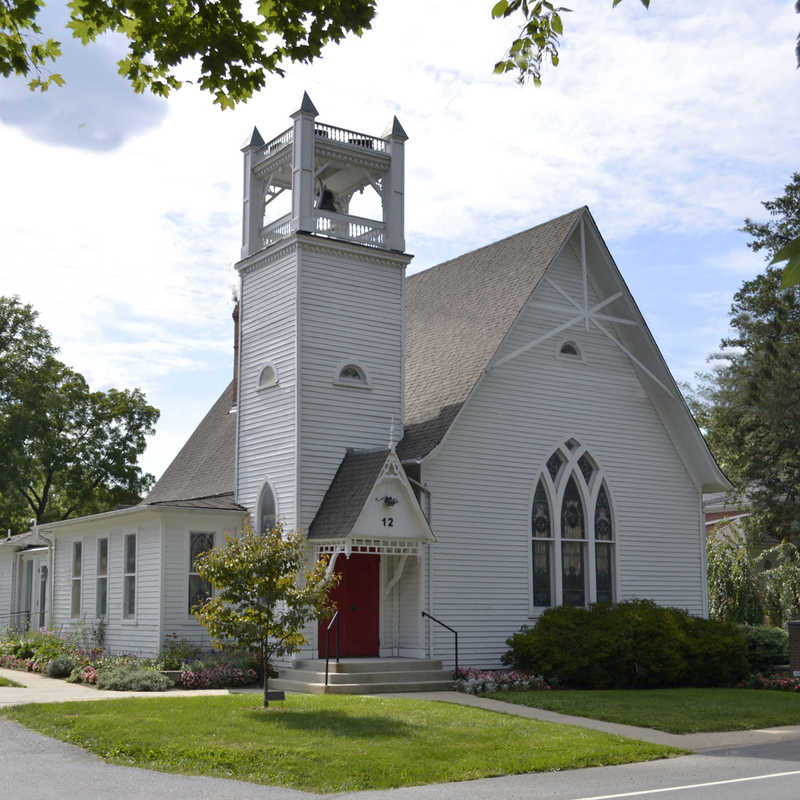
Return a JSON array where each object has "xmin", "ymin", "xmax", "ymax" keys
[
  {"xmin": 193, "ymin": 522, "xmax": 337, "ymax": 707},
  {"xmin": 691, "ymin": 267, "xmax": 800, "ymax": 545},
  {"xmin": 0, "ymin": 296, "xmax": 159, "ymax": 532},
  {"xmin": 5, "ymin": 1, "xmax": 797, "ymax": 107},
  {"xmin": 706, "ymin": 535, "xmax": 763, "ymax": 625},
  {"xmin": 757, "ymin": 542, "xmax": 800, "ymax": 626},
  {"xmin": 2, "ymin": 0, "xmax": 376, "ymax": 106},
  {"xmin": 743, "ymin": 172, "xmax": 800, "ymax": 289}
]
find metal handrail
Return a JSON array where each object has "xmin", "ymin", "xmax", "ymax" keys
[
  {"xmin": 421, "ymin": 611, "xmax": 458, "ymax": 676},
  {"xmin": 324, "ymin": 610, "xmax": 340, "ymax": 686}
]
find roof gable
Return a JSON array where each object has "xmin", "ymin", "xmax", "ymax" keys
[{"xmin": 308, "ymin": 448, "xmax": 434, "ymax": 543}]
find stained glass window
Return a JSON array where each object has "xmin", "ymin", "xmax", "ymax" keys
[
  {"xmin": 532, "ymin": 480, "xmax": 551, "ymax": 538},
  {"xmin": 561, "ymin": 475, "xmax": 585, "ymax": 539},
  {"xmin": 595, "ymin": 485, "xmax": 614, "ymax": 603},
  {"xmin": 531, "ymin": 479, "xmax": 553, "ymax": 608},
  {"xmin": 546, "ymin": 450, "xmax": 564, "ymax": 482},
  {"xmin": 578, "ymin": 453, "xmax": 594, "ymax": 484},
  {"xmin": 595, "ymin": 486, "xmax": 612, "ymax": 541}
]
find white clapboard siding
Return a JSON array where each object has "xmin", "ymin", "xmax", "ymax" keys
[
  {"xmin": 298, "ymin": 246, "xmax": 404, "ymax": 530},
  {"xmin": 51, "ymin": 520, "xmax": 163, "ymax": 657},
  {"xmin": 161, "ymin": 512, "xmax": 243, "ymax": 648},
  {"xmin": 423, "ymin": 243, "xmax": 705, "ymax": 669},
  {"xmin": 0, "ymin": 552, "xmax": 13, "ymax": 620},
  {"xmin": 237, "ymin": 245, "xmax": 299, "ymax": 528}
]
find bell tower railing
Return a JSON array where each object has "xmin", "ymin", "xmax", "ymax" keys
[{"xmin": 241, "ymin": 93, "xmax": 407, "ymax": 259}]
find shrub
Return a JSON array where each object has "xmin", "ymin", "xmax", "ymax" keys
[
  {"xmin": 95, "ymin": 663, "xmax": 174, "ymax": 691},
  {"xmin": 739, "ymin": 625, "xmax": 789, "ymax": 672},
  {"xmin": 158, "ymin": 634, "xmax": 202, "ymax": 670},
  {"xmin": 46, "ymin": 655, "xmax": 75, "ymax": 678},
  {"xmin": 502, "ymin": 600, "xmax": 749, "ymax": 689}
]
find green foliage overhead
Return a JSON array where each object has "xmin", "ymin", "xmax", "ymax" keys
[
  {"xmin": 502, "ymin": 600, "xmax": 749, "ymax": 689},
  {"xmin": 0, "ymin": 296, "xmax": 159, "ymax": 532},
  {"xmin": 193, "ymin": 522, "xmax": 336, "ymax": 706},
  {"xmin": 2, "ymin": 0, "xmax": 376, "ymax": 107}
]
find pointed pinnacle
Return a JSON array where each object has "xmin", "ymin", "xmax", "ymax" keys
[
  {"xmin": 298, "ymin": 91, "xmax": 319, "ymax": 116},
  {"xmin": 241, "ymin": 126, "xmax": 265, "ymax": 151},
  {"xmin": 385, "ymin": 115, "xmax": 408, "ymax": 141}
]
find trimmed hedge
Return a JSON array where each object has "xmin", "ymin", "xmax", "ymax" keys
[
  {"xmin": 739, "ymin": 625, "xmax": 789, "ymax": 673},
  {"xmin": 502, "ymin": 600, "xmax": 749, "ymax": 689}
]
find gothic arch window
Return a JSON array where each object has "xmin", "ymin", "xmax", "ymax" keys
[
  {"xmin": 531, "ymin": 441, "xmax": 616, "ymax": 609},
  {"xmin": 258, "ymin": 482, "xmax": 277, "ymax": 534}
]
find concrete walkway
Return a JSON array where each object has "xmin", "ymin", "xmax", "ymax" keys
[
  {"xmin": 385, "ymin": 690, "xmax": 800, "ymax": 752},
  {"xmin": 0, "ymin": 667, "xmax": 233, "ymax": 707}
]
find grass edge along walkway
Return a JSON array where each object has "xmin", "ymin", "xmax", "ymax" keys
[
  {"xmin": 1, "ymin": 693, "xmax": 683, "ymax": 793},
  {"xmin": 486, "ymin": 687, "xmax": 800, "ymax": 734},
  {"xmin": 0, "ymin": 676, "xmax": 23, "ymax": 687}
]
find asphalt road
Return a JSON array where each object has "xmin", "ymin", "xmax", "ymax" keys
[{"xmin": 1, "ymin": 718, "xmax": 799, "ymax": 800}]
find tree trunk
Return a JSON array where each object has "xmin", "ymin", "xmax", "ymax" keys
[{"xmin": 262, "ymin": 641, "xmax": 269, "ymax": 708}]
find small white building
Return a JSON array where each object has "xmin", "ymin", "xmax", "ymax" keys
[{"xmin": 0, "ymin": 94, "xmax": 729, "ymax": 673}]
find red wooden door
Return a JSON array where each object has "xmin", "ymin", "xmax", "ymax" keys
[{"xmin": 319, "ymin": 554, "xmax": 380, "ymax": 658}]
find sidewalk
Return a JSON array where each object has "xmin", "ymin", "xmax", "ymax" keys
[
  {"xmin": 0, "ymin": 667, "xmax": 232, "ymax": 707},
  {"xmin": 384, "ymin": 690, "xmax": 800, "ymax": 752}
]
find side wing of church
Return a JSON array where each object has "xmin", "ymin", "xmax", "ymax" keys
[{"xmin": 0, "ymin": 95, "xmax": 729, "ymax": 673}]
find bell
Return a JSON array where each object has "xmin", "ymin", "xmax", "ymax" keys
[{"xmin": 318, "ymin": 188, "xmax": 336, "ymax": 212}]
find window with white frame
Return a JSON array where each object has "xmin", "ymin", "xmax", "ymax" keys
[
  {"xmin": 96, "ymin": 537, "xmax": 108, "ymax": 618},
  {"xmin": 531, "ymin": 441, "xmax": 615, "ymax": 609},
  {"xmin": 123, "ymin": 534, "xmax": 136, "ymax": 619},
  {"xmin": 258, "ymin": 363, "xmax": 278, "ymax": 389},
  {"xmin": 336, "ymin": 363, "xmax": 368, "ymax": 387},
  {"xmin": 71, "ymin": 541, "xmax": 82, "ymax": 618},
  {"xmin": 188, "ymin": 532, "xmax": 214, "ymax": 613}
]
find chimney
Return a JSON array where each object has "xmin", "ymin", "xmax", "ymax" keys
[{"xmin": 232, "ymin": 302, "xmax": 240, "ymax": 407}]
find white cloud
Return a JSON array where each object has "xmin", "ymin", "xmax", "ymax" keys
[{"xmin": 1, "ymin": 0, "xmax": 797, "ymax": 478}]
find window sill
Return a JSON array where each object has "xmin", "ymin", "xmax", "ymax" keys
[{"xmin": 332, "ymin": 380, "xmax": 372, "ymax": 391}]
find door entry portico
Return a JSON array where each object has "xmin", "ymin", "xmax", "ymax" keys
[{"xmin": 318, "ymin": 553, "xmax": 380, "ymax": 658}]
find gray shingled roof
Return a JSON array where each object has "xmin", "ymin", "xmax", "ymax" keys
[
  {"xmin": 144, "ymin": 209, "xmax": 583, "ymax": 504},
  {"xmin": 398, "ymin": 207, "xmax": 583, "ymax": 460},
  {"xmin": 0, "ymin": 529, "xmax": 50, "ymax": 550},
  {"xmin": 144, "ymin": 383, "xmax": 237, "ymax": 505},
  {"xmin": 307, "ymin": 449, "xmax": 390, "ymax": 540}
]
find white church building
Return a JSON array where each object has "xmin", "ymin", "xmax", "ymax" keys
[{"xmin": 0, "ymin": 95, "xmax": 729, "ymax": 684}]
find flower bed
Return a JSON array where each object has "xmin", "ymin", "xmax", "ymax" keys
[
  {"xmin": 453, "ymin": 667, "xmax": 550, "ymax": 694},
  {"xmin": 740, "ymin": 672, "xmax": 800, "ymax": 692},
  {"xmin": 177, "ymin": 662, "xmax": 258, "ymax": 689}
]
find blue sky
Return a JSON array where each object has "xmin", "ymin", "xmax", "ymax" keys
[{"xmin": 1, "ymin": 0, "xmax": 798, "ymax": 481}]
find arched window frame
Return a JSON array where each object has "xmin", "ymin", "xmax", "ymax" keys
[
  {"xmin": 257, "ymin": 362, "xmax": 279, "ymax": 390},
  {"xmin": 529, "ymin": 440, "xmax": 617, "ymax": 613},
  {"xmin": 256, "ymin": 480, "xmax": 279, "ymax": 535},
  {"xmin": 333, "ymin": 360, "xmax": 371, "ymax": 390}
]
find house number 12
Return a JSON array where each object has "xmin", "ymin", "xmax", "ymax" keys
[{"xmin": 381, "ymin": 517, "xmax": 395, "ymax": 527}]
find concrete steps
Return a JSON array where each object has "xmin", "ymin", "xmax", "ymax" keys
[{"xmin": 272, "ymin": 657, "xmax": 454, "ymax": 695}]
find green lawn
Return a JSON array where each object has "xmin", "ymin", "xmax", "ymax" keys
[
  {"xmin": 487, "ymin": 688, "xmax": 800, "ymax": 734},
  {"xmin": 0, "ymin": 676, "xmax": 23, "ymax": 687},
  {"xmin": 2, "ymin": 694, "xmax": 680, "ymax": 792}
]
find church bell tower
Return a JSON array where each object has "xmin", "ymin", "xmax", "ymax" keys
[{"xmin": 235, "ymin": 94, "xmax": 412, "ymax": 533}]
